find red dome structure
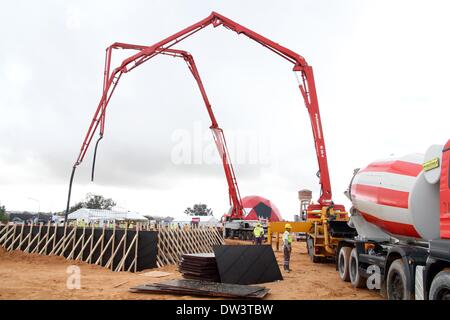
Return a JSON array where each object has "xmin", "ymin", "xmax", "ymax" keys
[{"xmin": 241, "ymin": 195, "xmax": 282, "ymax": 222}]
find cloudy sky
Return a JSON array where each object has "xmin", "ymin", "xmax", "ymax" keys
[{"xmin": 0, "ymin": 0, "xmax": 449, "ymax": 220}]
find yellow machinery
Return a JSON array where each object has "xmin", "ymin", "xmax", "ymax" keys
[
  {"xmin": 267, "ymin": 221, "xmax": 312, "ymax": 251},
  {"xmin": 303, "ymin": 205, "xmax": 355, "ymax": 262},
  {"xmin": 268, "ymin": 198, "xmax": 356, "ymax": 263}
]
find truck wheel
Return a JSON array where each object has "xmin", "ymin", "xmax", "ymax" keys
[
  {"xmin": 349, "ymin": 248, "xmax": 366, "ymax": 288},
  {"xmin": 307, "ymin": 236, "xmax": 320, "ymax": 263},
  {"xmin": 338, "ymin": 246, "xmax": 352, "ymax": 282},
  {"xmin": 386, "ymin": 259, "xmax": 413, "ymax": 300},
  {"xmin": 429, "ymin": 270, "xmax": 450, "ymax": 300},
  {"xmin": 239, "ymin": 232, "xmax": 244, "ymax": 240}
]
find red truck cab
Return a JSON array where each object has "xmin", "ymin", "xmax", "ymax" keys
[{"xmin": 440, "ymin": 140, "xmax": 450, "ymax": 239}]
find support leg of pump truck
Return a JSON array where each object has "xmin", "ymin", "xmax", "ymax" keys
[{"xmin": 305, "ymin": 206, "xmax": 357, "ymax": 263}]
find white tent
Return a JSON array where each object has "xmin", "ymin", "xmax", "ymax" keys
[{"xmin": 68, "ymin": 208, "xmax": 148, "ymax": 222}]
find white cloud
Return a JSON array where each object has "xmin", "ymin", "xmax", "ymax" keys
[
  {"xmin": 66, "ymin": 5, "xmax": 81, "ymax": 30},
  {"xmin": 4, "ymin": 62, "xmax": 32, "ymax": 87}
]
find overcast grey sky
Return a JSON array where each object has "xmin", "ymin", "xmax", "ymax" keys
[{"xmin": 0, "ymin": 0, "xmax": 449, "ymax": 220}]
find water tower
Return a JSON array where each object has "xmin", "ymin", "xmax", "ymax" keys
[{"xmin": 298, "ymin": 189, "xmax": 312, "ymax": 222}]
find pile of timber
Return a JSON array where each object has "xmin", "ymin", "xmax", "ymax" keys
[
  {"xmin": 130, "ymin": 279, "xmax": 269, "ymax": 299},
  {"xmin": 179, "ymin": 253, "xmax": 220, "ymax": 282},
  {"xmin": 156, "ymin": 226, "xmax": 224, "ymax": 267}
]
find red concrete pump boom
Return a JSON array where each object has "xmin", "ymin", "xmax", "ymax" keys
[
  {"xmin": 65, "ymin": 42, "xmax": 245, "ymax": 220},
  {"xmin": 65, "ymin": 12, "xmax": 335, "ymax": 221}
]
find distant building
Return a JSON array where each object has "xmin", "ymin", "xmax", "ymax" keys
[
  {"xmin": 68, "ymin": 208, "xmax": 148, "ymax": 225},
  {"xmin": 144, "ymin": 215, "xmax": 174, "ymax": 224},
  {"xmin": 7, "ymin": 211, "xmax": 52, "ymax": 224},
  {"xmin": 172, "ymin": 215, "xmax": 219, "ymax": 227}
]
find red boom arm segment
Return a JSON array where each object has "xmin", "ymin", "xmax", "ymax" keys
[
  {"xmin": 72, "ymin": 42, "xmax": 245, "ymax": 219},
  {"xmin": 66, "ymin": 12, "xmax": 334, "ymax": 219},
  {"xmin": 183, "ymin": 54, "xmax": 245, "ymax": 218}
]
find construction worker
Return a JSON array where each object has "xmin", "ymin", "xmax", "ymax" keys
[
  {"xmin": 253, "ymin": 223, "xmax": 264, "ymax": 245},
  {"xmin": 283, "ymin": 223, "xmax": 293, "ymax": 272}
]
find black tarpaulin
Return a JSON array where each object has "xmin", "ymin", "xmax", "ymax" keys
[{"xmin": 213, "ymin": 245, "xmax": 283, "ymax": 285}]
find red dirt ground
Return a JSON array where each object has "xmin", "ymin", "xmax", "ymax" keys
[{"xmin": 0, "ymin": 240, "xmax": 381, "ymax": 300}]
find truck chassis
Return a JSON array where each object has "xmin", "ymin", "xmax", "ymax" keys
[{"xmin": 337, "ymin": 238, "xmax": 450, "ymax": 300}]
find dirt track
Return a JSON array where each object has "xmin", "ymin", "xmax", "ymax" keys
[{"xmin": 0, "ymin": 240, "xmax": 381, "ymax": 300}]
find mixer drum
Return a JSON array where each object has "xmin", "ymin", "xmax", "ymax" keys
[{"xmin": 350, "ymin": 152, "xmax": 440, "ymax": 241}]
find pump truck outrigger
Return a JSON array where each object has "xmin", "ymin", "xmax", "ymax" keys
[{"xmin": 65, "ymin": 12, "xmax": 355, "ymax": 256}]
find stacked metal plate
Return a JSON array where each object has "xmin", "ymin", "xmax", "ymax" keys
[
  {"xmin": 130, "ymin": 279, "xmax": 269, "ymax": 299},
  {"xmin": 179, "ymin": 253, "xmax": 220, "ymax": 282}
]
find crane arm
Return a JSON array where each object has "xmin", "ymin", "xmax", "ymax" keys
[
  {"xmin": 66, "ymin": 12, "xmax": 334, "ymax": 219},
  {"xmin": 67, "ymin": 43, "xmax": 245, "ymax": 219},
  {"xmin": 116, "ymin": 12, "xmax": 332, "ymax": 203},
  {"xmin": 183, "ymin": 54, "xmax": 244, "ymax": 218}
]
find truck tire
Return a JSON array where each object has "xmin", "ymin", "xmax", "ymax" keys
[
  {"xmin": 338, "ymin": 246, "xmax": 352, "ymax": 282},
  {"xmin": 349, "ymin": 248, "xmax": 366, "ymax": 288},
  {"xmin": 386, "ymin": 259, "xmax": 413, "ymax": 300},
  {"xmin": 429, "ymin": 270, "xmax": 450, "ymax": 300}
]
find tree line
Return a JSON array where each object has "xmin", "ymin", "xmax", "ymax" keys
[{"xmin": 0, "ymin": 193, "xmax": 213, "ymax": 222}]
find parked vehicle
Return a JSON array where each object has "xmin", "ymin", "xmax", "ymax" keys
[{"xmin": 336, "ymin": 141, "xmax": 450, "ymax": 300}]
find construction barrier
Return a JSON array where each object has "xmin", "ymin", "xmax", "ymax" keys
[
  {"xmin": 0, "ymin": 223, "xmax": 224, "ymax": 270},
  {"xmin": 0, "ymin": 223, "xmax": 158, "ymax": 272}
]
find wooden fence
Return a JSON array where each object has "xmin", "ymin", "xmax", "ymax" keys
[
  {"xmin": 0, "ymin": 223, "xmax": 223, "ymax": 270},
  {"xmin": 0, "ymin": 223, "xmax": 158, "ymax": 272},
  {"xmin": 156, "ymin": 226, "xmax": 224, "ymax": 267}
]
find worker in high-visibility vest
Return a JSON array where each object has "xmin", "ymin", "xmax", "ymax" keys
[
  {"xmin": 253, "ymin": 223, "xmax": 264, "ymax": 245},
  {"xmin": 283, "ymin": 223, "xmax": 293, "ymax": 272}
]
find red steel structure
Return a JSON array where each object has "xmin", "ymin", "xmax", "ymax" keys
[
  {"xmin": 65, "ymin": 12, "xmax": 338, "ymax": 221},
  {"xmin": 66, "ymin": 43, "xmax": 244, "ymax": 220}
]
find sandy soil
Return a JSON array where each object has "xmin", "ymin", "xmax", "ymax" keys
[{"xmin": 0, "ymin": 240, "xmax": 381, "ymax": 300}]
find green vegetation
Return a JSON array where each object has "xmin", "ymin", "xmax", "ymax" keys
[{"xmin": 69, "ymin": 193, "xmax": 116, "ymax": 213}]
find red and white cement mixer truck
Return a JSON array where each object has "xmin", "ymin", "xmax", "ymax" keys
[{"xmin": 337, "ymin": 140, "xmax": 450, "ymax": 300}]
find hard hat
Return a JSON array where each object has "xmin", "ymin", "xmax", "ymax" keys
[{"xmin": 285, "ymin": 223, "xmax": 292, "ymax": 229}]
